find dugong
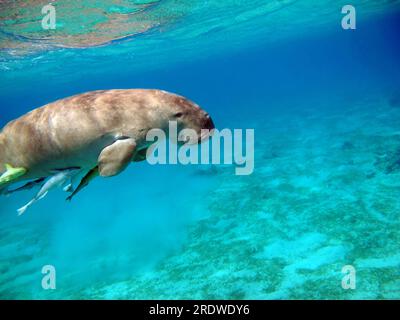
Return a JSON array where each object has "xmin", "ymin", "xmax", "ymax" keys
[{"xmin": 0, "ymin": 89, "xmax": 214, "ymax": 193}]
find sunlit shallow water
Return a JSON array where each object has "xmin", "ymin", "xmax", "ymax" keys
[{"xmin": 1, "ymin": 1, "xmax": 400, "ymax": 299}]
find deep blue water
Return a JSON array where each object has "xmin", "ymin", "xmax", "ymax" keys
[{"xmin": 1, "ymin": 3, "xmax": 400, "ymax": 299}]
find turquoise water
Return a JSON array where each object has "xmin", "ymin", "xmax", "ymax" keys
[{"xmin": 1, "ymin": 1, "xmax": 400, "ymax": 299}]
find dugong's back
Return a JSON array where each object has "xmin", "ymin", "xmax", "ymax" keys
[{"xmin": 0, "ymin": 89, "xmax": 162, "ymax": 178}]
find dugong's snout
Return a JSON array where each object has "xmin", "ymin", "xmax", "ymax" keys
[
  {"xmin": 165, "ymin": 92, "xmax": 215, "ymax": 145},
  {"xmin": 177, "ymin": 108, "xmax": 215, "ymax": 145},
  {"xmin": 198, "ymin": 113, "xmax": 215, "ymax": 142}
]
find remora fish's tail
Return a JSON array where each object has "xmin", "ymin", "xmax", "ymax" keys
[
  {"xmin": 17, "ymin": 201, "xmax": 32, "ymax": 215},
  {"xmin": 17, "ymin": 204, "xmax": 29, "ymax": 216}
]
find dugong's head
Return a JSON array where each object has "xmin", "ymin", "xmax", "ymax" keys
[{"xmin": 159, "ymin": 91, "xmax": 215, "ymax": 144}]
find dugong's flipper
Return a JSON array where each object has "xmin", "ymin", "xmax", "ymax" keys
[
  {"xmin": 0, "ymin": 164, "xmax": 27, "ymax": 187},
  {"xmin": 98, "ymin": 138, "xmax": 137, "ymax": 177}
]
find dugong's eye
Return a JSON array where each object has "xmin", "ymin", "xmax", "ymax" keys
[{"xmin": 174, "ymin": 112, "xmax": 183, "ymax": 118}]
